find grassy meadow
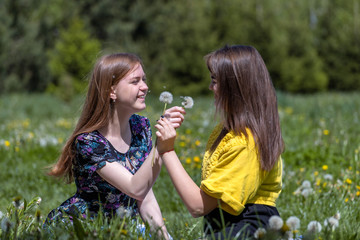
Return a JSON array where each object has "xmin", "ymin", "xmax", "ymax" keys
[{"xmin": 0, "ymin": 92, "xmax": 359, "ymax": 239}]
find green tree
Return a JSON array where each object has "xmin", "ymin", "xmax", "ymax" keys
[{"xmin": 47, "ymin": 18, "xmax": 101, "ymax": 101}]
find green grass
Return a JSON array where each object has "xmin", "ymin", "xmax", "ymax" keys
[{"xmin": 0, "ymin": 92, "xmax": 359, "ymax": 239}]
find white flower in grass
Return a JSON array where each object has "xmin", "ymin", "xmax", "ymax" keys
[
  {"xmin": 159, "ymin": 91, "xmax": 173, "ymax": 104},
  {"xmin": 302, "ymin": 180, "xmax": 312, "ymax": 189},
  {"xmin": 286, "ymin": 216, "xmax": 300, "ymax": 231},
  {"xmin": 181, "ymin": 96, "xmax": 194, "ymax": 109},
  {"xmin": 324, "ymin": 217, "xmax": 339, "ymax": 230},
  {"xmin": 254, "ymin": 227, "xmax": 266, "ymax": 239},
  {"xmin": 307, "ymin": 221, "xmax": 322, "ymax": 233},
  {"xmin": 268, "ymin": 215, "xmax": 283, "ymax": 230},
  {"xmin": 324, "ymin": 174, "xmax": 333, "ymax": 181},
  {"xmin": 334, "ymin": 211, "xmax": 341, "ymax": 220},
  {"xmin": 301, "ymin": 188, "xmax": 314, "ymax": 198},
  {"xmin": 36, "ymin": 197, "xmax": 42, "ymax": 205},
  {"xmin": 116, "ymin": 206, "xmax": 132, "ymax": 218}
]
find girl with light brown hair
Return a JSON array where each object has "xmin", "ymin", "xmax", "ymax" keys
[
  {"xmin": 155, "ymin": 45, "xmax": 284, "ymax": 239},
  {"xmin": 45, "ymin": 53, "xmax": 185, "ymax": 239}
]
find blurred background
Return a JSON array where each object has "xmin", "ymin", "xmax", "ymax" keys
[{"xmin": 0, "ymin": 0, "xmax": 359, "ymax": 100}]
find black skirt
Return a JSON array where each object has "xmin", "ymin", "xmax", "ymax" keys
[{"xmin": 203, "ymin": 204, "xmax": 280, "ymax": 239}]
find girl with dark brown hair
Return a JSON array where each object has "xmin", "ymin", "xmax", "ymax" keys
[
  {"xmin": 155, "ymin": 45, "xmax": 284, "ymax": 239},
  {"xmin": 45, "ymin": 53, "xmax": 185, "ymax": 239}
]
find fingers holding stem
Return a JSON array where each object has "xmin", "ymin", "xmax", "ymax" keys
[{"xmin": 155, "ymin": 116, "xmax": 177, "ymax": 154}]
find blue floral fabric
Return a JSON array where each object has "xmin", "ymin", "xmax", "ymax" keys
[{"xmin": 45, "ymin": 114, "xmax": 152, "ymax": 224}]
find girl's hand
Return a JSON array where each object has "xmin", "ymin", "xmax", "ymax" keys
[
  {"xmin": 154, "ymin": 117, "xmax": 177, "ymax": 154},
  {"xmin": 164, "ymin": 106, "xmax": 186, "ymax": 129}
]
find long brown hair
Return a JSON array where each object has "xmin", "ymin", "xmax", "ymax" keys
[
  {"xmin": 206, "ymin": 45, "xmax": 284, "ymax": 171},
  {"xmin": 48, "ymin": 53, "xmax": 143, "ymax": 182}
]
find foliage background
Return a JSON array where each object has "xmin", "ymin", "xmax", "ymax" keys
[{"xmin": 1, "ymin": 0, "xmax": 360, "ymax": 98}]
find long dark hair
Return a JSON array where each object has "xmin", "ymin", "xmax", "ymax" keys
[
  {"xmin": 206, "ymin": 45, "xmax": 284, "ymax": 171},
  {"xmin": 48, "ymin": 53, "xmax": 143, "ymax": 182}
]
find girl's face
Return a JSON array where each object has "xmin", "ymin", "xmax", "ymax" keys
[
  {"xmin": 209, "ymin": 75, "xmax": 218, "ymax": 101},
  {"xmin": 111, "ymin": 63, "xmax": 148, "ymax": 114}
]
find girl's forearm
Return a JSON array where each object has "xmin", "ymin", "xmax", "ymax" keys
[{"xmin": 161, "ymin": 151, "xmax": 218, "ymax": 217}]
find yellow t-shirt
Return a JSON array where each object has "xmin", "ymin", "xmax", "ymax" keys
[{"xmin": 200, "ymin": 124, "xmax": 282, "ymax": 216}]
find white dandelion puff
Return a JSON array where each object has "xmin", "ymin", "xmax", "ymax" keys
[
  {"xmin": 181, "ymin": 96, "xmax": 194, "ymax": 109},
  {"xmin": 286, "ymin": 216, "xmax": 300, "ymax": 231},
  {"xmin": 307, "ymin": 221, "xmax": 322, "ymax": 233},
  {"xmin": 254, "ymin": 228, "xmax": 266, "ymax": 239},
  {"xmin": 302, "ymin": 180, "xmax": 312, "ymax": 189},
  {"xmin": 301, "ymin": 188, "xmax": 314, "ymax": 198},
  {"xmin": 268, "ymin": 215, "xmax": 284, "ymax": 230},
  {"xmin": 159, "ymin": 91, "xmax": 173, "ymax": 104},
  {"xmin": 334, "ymin": 211, "xmax": 341, "ymax": 220},
  {"xmin": 324, "ymin": 217, "xmax": 339, "ymax": 230},
  {"xmin": 324, "ymin": 174, "xmax": 333, "ymax": 181}
]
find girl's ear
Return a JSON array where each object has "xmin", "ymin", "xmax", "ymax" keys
[{"xmin": 110, "ymin": 86, "xmax": 116, "ymax": 100}]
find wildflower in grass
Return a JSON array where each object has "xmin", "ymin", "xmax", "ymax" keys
[
  {"xmin": 324, "ymin": 174, "xmax": 333, "ymax": 181},
  {"xmin": 345, "ymin": 178, "xmax": 352, "ymax": 184},
  {"xmin": 186, "ymin": 157, "xmax": 191, "ymax": 164},
  {"xmin": 181, "ymin": 96, "xmax": 194, "ymax": 109},
  {"xmin": 193, "ymin": 156, "xmax": 201, "ymax": 163},
  {"xmin": 36, "ymin": 197, "xmax": 42, "ymax": 205},
  {"xmin": 302, "ymin": 180, "xmax": 311, "ymax": 189},
  {"xmin": 301, "ymin": 188, "xmax": 313, "ymax": 198},
  {"xmin": 314, "ymin": 171, "xmax": 319, "ymax": 176},
  {"xmin": 185, "ymin": 129, "xmax": 192, "ymax": 134},
  {"xmin": 323, "ymin": 129, "xmax": 329, "ymax": 135},
  {"xmin": 334, "ymin": 212, "xmax": 340, "ymax": 220},
  {"xmin": 344, "ymin": 198, "xmax": 349, "ymax": 203},
  {"xmin": 254, "ymin": 227, "xmax": 266, "ymax": 239},
  {"xmin": 356, "ymin": 191, "xmax": 360, "ymax": 197},
  {"xmin": 4, "ymin": 140, "xmax": 10, "ymax": 147},
  {"xmin": 324, "ymin": 217, "xmax": 339, "ymax": 230},
  {"xmin": 322, "ymin": 165, "xmax": 328, "ymax": 170},
  {"xmin": 195, "ymin": 140, "xmax": 201, "ymax": 146},
  {"xmin": 116, "ymin": 206, "xmax": 131, "ymax": 218},
  {"xmin": 286, "ymin": 216, "xmax": 300, "ymax": 231},
  {"xmin": 179, "ymin": 142, "xmax": 186, "ymax": 147},
  {"xmin": 268, "ymin": 215, "xmax": 283, "ymax": 230},
  {"xmin": 307, "ymin": 221, "xmax": 322, "ymax": 233}
]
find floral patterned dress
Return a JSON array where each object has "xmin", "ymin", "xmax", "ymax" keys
[{"xmin": 45, "ymin": 114, "xmax": 152, "ymax": 224}]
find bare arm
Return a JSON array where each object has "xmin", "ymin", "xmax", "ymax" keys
[
  {"xmin": 97, "ymin": 147, "xmax": 161, "ymax": 201},
  {"xmin": 155, "ymin": 118, "xmax": 218, "ymax": 217},
  {"xmin": 138, "ymin": 188, "xmax": 170, "ymax": 239}
]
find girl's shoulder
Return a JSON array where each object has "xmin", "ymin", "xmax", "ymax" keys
[
  {"xmin": 130, "ymin": 114, "xmax": 151, "ymax": 134},
  {"xmin": 75, "ymin": 131, "xmax": 107, "ymax": 146}
]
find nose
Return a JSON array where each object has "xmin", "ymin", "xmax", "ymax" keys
[{"xmin": 140, "ymin": 80, "xmax": 148, "ymax": 91}]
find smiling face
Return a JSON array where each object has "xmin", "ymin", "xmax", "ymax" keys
[{"xmin": 110, "ymin": 63, "xmax": 148, "ymax": 114}]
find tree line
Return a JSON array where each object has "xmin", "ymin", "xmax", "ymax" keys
[{"xmin": 0, "ymin": 0, "xmax": 359, "ymax": 99}]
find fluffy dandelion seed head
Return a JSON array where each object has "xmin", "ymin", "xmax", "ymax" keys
[
  {"xmin": 181, "ymin": 96, "xmax": 194, "ymax": 109},
  {"xmin": 254, "ymin": 228, "xmax": 266, "ymax": 239},
  {"xmin": 302, "ymin": 180, "xmax": 312, "ymax": 189},
  {"xmin": 286, "ymin": 216, "xmax": 300, "ymax": 230},
  {"xmin": 334, "ymin": 212, "xmax": 341, "ymax": 220},
  {"xmin": 324, "ymin": 217, "xmax": 339, "ymax": 230},
  {"xmin": 301, "ymin": 188, "xmax": 313, "ymax": 198},
  {"xmin": 307, "ymin": 221, "xmax": 322, "ymax": 233},
  {"xmin": 159, "ymin": 91, "xmax": 173, "ymax": 104},
  {"xmin": 268, "ymin": 215, "xmax": 284, "ymax": 230},
  {"xmin": 324, "ymin": 174, "xmax": 333, "ymax": 181}
]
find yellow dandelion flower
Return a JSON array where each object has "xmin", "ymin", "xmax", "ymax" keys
[
  {"xmin": 163, "ymin": 217, "xmax": 166, "ymax": 221},
  {"xmin": 316, "ymin": 178, "xmax": 321, "ymax": 186},
  {"xmin": 345, "ymin": 198, "xmax": 349, "ymax": 203},
  {"xmin": 300, "ymin": 168, "xmax": 305, "ymax": 172},
  {"xmin": 314, "ymin": 171, "xmax": 319, "ymax": 176},
  {"xmin": 121, "ymin": 229, "xmax": 127, "ymax": 235},
  {"xmin": 138, "ymin": 237, "xmax": 143, "ymax": 240},
  {"xmin": 22, "ymin": 119, "xmax": 30, "ymax": 128},
  {"xmin": 15, "ymin": 147, "xmax": 20, "ymax": 152},
  {"xmin": 196, "ymin": 164, "xmax": 201, "ymax": 169},
  {"xmin": 179, "ymin": 142, "xmax": 186, "ymax": 147},
  {"xmin": 186, "ymin": 158, "xmax": 191, "ymax": 164},
  {"xmin": 348, "ymin": 166, "xmax": 352, "ymax": 171},
  {"xmin": 4, "ymin": 140, "xmax": 10, "ymax": 147},
  {"xmin": 355, "ymin": 149, "xmax": 359, "ymax": 154},
  {"xmin": 195, "ymin": 140, "xmax": 201, "ymax": 146},
  {"xmin": 193, "ymin": 156, "xmax": 201, "ymax": 162},
  {"xmin": 356, "ymin": 191, "xmax": 360, "ymax": 197},
  {"xmin": 322, "ymin": 182, "xmax": 327, "ymax": 188},
  {"xmin": 323, "ymin": 129, "xmax": 329, "ymax": 135},
  {"xmin": 345, "ymin": 178, "xmax": 352, "ymax": 184},
  {"xmin": 185, "ymin": 222, "xmax": 188, "ymax": 227},
  {"xmin": 322, "ymin": 165, "xmax": 328, "ymax": 170},
  {"xmin": 356, "ymin": 185, "xmax": 360, "ymax": 190},
  {"xmin": 185, "ymin": 129, "xmax": 192, "ymax": 134}
]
